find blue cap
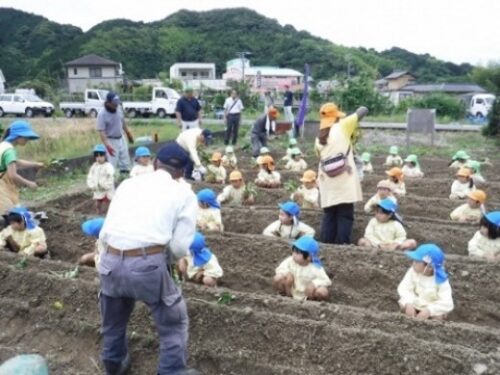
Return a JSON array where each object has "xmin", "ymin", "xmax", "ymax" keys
[
  {"xmin": 197, "ymin": 188, "xmax": 220, "ymax": 209},
  {"xmin": 106, "ymin": 91, "xmax": 120, "ymax": 104},
  {"xmin": 9, "ymin": 206, "xmax": 36, "ymax": 230},
  {"xmin": 293, "ymin": 236, "xmax": 321, "ymax": 267},
  {"xmin": 93, "ymin": 144, "xmax": 106, "ymax": 153},
  {"xmin": 201, "ymin": 129, "xmax": 213, "ymax": 145},
  {"xmin": 279, "ymin": 201, "xmax": 301, "ymax": 218},
  {"xmin": 81, "ymin": 217, "xmax": 105, "ymax": 237},
  {"xmin": 189, "ymin": 231, "xmax": 213, "ymax": 267},
  {"xmin": 406, "ymin": 244, "xmax": 448, "ymax": 284},
  {"xmin": 156, "ymin": 141, "xmax": 190, "ymax": 169},
  {"xmin": 485, "ymin": 211, "xmax": 500, "ymax": 227},
  {"xmin": 378, "ymin": 198, "xmax": 398, "ymax": 213},
  {"xmin": 5, "ymin": 120, "xmax": 40, "ymax": 142},
  {"xmin": 135, "ymin": 146, "xmax": 151, "ymax": 159}
]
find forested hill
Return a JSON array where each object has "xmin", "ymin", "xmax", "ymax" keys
[{"xmin": 0, "ymin": 7, "xmax": 474, "ymax": 86}]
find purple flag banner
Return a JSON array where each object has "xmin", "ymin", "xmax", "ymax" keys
[{"xmin": 294, "ymin": 63, "xmax": 310, "ymax": 128}]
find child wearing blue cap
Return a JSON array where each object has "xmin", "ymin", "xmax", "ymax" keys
[
  {"xmin": 398, "ymin": 244, "xmax": 454, "ymax": 320},
  {"xmin": 468, "ymin": 211, "xmax": 500, "ymax": 261},
  {"xmin": 129, "ymin": 146, "xmax": 154, "ymax": 177},
  {"xmin": 197, "ymin": 188, "xmax": 223, "ymax": 232},
  {"xmin": 358, "ymin": 199, "xmax": 416, "ymax": 251},
  {"xmin": 177, "ymin": 232, "xmax": 223, "ymax": 287},
  {"xmin": 263, "ymin": 201, "xmax": 315, "ymax": 239},
  {"xmin": 87, "ymin": 144, "xmax": 115, "ymax": 215},
  {"xmin": 79, "ymin": 217, "xmax": 105, "ymax": 267},
  {"xmin": 273, "ymin": 236, "xmax": 331, "ymax": 301},
  {"xmin": 0, "ymin": 207, "xmax": 47, "ymax": 258},
  {"xmin": 384, "ymin": 146, "xmax": 403, "ymax": 168}
]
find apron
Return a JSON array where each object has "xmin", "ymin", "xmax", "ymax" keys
[{"xmin": 0, "ymin": 142, "xmax": 20, "ymax": 213}]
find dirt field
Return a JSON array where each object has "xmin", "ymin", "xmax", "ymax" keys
[{"xmin": 1, "ymin": 152, "xmax": 500, "ymax": 374}]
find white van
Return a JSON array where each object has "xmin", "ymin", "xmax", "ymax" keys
[
  {"xmin": 469, "ymin": 94, "xmax": 495, "ymax": 118},
  {"xmin": 0, "ymin": 93, "xmax": 54, "ymax": 117}
]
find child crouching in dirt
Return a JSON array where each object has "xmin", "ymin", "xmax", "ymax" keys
[
  {"xmin": 402, "ymin": 154, "xmax": 424, "ymax": 179},
  {"xmin": 255, "ymin": 155, "xmax": 281, "ymax": 188},
  {"xmin": 177, "ymin": 231, "xmax": 223, "ymax": 287},
  {"xmin": 87, "ymin": 144, "xmax": 115, "ymax": 215},
  {"xmin": 358, "ymin": 199, "xmax": 416, "ymax": 251},
  {"xmin": 467, "ymin": 211, "xmax": 500, "ymax": 261},
  {"xmin": 385, "ymin": 167, "xmax": 406, "ymax": 196},
  {"xmin": 384, "ymin": 146, "xmax": 403, "ymax": 167},
  {"xmin": 291, "ymin": 170, "xmax": 319, "ymax": 209},
  {"xmin": 450, "ymin": 190, "xmax": 486, "ymax": 223},
  {"xmin": 398, "ymin": 244, "xmax": 454, "ymax": 320},
  {"xmin": 221, "ymin": 146, "xmax": 238, "ymax": 169},
  {"xmin": 217, "ymin": 170, "xmax": 255, "ymax": 207},
  {"xmin": 273, "ymin": 236, "xmax": 331, "ymax": 301},
  {"xmin": 449, "ymin": 168, "xmax": 475, "ymax": 200},
  {"xmin": 465, "ymin": 160, "xmax": 486, "ymax": 185},
  {"xmin": 364, "ymin": 180, "xmax": 397, "ymax": 214},
  {"xmin": 79, "ymin": 217, "xmax": 105, "ymax": 267},
  {"xmin": 0, "ymin": 207, "xmax": 47, "ymax": 258},
  {"xmin": 130, "ymin": 146, "xmax": 154, "ymax": 177},
  {"xmin": 206, "ymin": 152, "xmax": 227, "ymax": 184},
  {"xmin": 197, "ymin": 188, "xmax": 223, "ymax": 232},
  {"xmin": 449, "ymin": 150, "xmax": 470, "ymax": 170},
  {"xmin": 263, "ymin": 202, "xmax": 315, "ymax": 239},
  {"xmin": 281, "ymin": 138, "xmax": 298, "ymax": 163},
  {"xmin": 361, "ymin": 152, "xmax": 373, "ymax": 174},
  {"xmin": 285, "ymin": 148, "xmax": 307, "ymax": 172}
]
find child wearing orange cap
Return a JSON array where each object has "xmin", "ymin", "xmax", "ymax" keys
[
  {"xmin": 450, "ymin": 190, "xmax": 486, "ymax": 223},
  {"xmin": 449, "ymin": 168, "xmax": 475, "ymax": 200},
  {"xmin": 291, "ymin": 170, "xmax": 320, "ymax": 209},
  {"xmin": 206, "ymin": 152, "xmax": 227, "ymax": 184},
  {"xmin": 385, "ymin": 167, "xmax": 406, "ymax": 196},
  {"xmin": 255, "ymin": 155, "xmax": 281, "ymax": 188},
  {"xmin": 364, "ymin": 180, "xmax": 397, "ymax": 214},
  {"xmin": 285, "ymin": 148, "xmax": 308, "ymax": 172},
  {"xmin": 217, "ymin": 170, "xmax": 255, "ymax": 206}
]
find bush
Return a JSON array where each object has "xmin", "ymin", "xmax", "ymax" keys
[
  {"xmin": 482, "ymin": 98, "xmax": 500, "ymax": 137},
  {"xmin": 396, "ymin": 93, "xmax": 465, "ymax": 120},
  {"xmin": 16, "ymin": 79, "xmax": 54, "ymax": 99}
]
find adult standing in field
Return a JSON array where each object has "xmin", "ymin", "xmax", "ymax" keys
[
  {"xmin": 176, "ymin": 87, "xmax": 202, "ymax": 131},
  {"xmin": 96, "ymin": 92, "xmax": 134, "ymax": 176},
  {"xmin": 283, "ymin": 85, "xmax": 295, "ymax": 136},
  {"xmin": 0, "ymin": 120, "xmax": 42, "ymax": 214},
  {"xmin": 176, "ymin": 128, "xmax": 213, "ymax": 180},
  {"xmin": 315, "ymin": 103, "xmax": 368, "ymax": 244},
  {"xmin": 223, "ymin": 90, "xmax": 244, "ymax": 146},
  {"xmin": 97, "ymin": 142, "xmax": 200, "ymax": 375},
  {"xmin": 251, "ymin": 107, "xmax": 279, "ymax": 158}
]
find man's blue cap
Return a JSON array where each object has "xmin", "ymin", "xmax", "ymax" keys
[
  {"xmin": 5, "ymin": 120, "xmax": 39, "ymax": 142},
  {"xmin": 135, "ymin": 146, "xmax": 151, "ymax": 159},
  {"xmin": 378, "ymin": 198, "xmax": 398, "ymax": 213},
  {"xmin": 106, "ymin": 91, "xmax": 120, "ymax": 104},
  {"xmin": 279, "ymin": 201, "xmax": 301, "ymax": 218},
  {"xmin": 405, "ymin": 243, "xmax": 448, "ymax": 284},
  {"xmin": 82, "ymin": 217, "xmax": 105, "ymax": 238},
  {"xmin": 485, "ymin": 211, "xmax": 500, "ymax": 227},
  {"xmin": 156, "ymin": 141, "xmax": 190, "ymax": 169},
  {"xmin": 93, "ymin": 144, "xmax": 106, "ymax": 153},
  {"xmin": 201, "ymin": 129, "xmax": 213, "ymax": 145}
]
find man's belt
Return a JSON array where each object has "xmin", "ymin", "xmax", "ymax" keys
[
  {"xmin": 107, "ymin": 245, "xmax": 164, "ymax": 257},
  {"xmin": 107, "ymin": 136, "xmax": 122, "ymax": 139}
]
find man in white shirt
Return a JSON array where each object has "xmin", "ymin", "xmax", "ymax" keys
[
  {"xmin": 97, "ymin": 142, "xmax": 199, "ymax": 375},
  {"xmin": 223, "ymin": 90, "xmax": 244, "ymax": 146}
]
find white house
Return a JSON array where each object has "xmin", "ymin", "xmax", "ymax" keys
[
  {"xmin": 64, "ymin": 54, "xmax": 123, "ymax": 93},
  {"xmin": 170, "ymin": 63, "xmax": 216, "ymax": 80},
  {"xmin": 0, "ymin": 69, "xmax": 5, "ymax": 94}
]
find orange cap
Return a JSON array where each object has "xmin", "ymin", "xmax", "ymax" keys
[
  {"xmin": 467, "ymin": 190, "xmax": 486, "ymax": 203},
  {"xmin": 229, "ymin": 170, "xmax": 243, "ymax": 181},
  {"xmin": 211, "ymin": 152, "xmax": 222, "ymax": 162},
  {"xmin": 268, "ymin": 106, "xmax": 279, "ymax": 118},
  {"xmin": 319, "ymin": 102, "xmax": 346, "ymax": 130},
  {"xmin": 456, "ymin": 167, "xmax": 471, "ymax": 177},
  {"xmin": 300, "ymin": 170, "xmax": 317, "ymax": 183},
  {"xmin": 385, "ymin": 167, "xmax": 403, "ymax": 178},
  {"xmin": 259, "ymin": 155, "xmax": 275, "ymax": 170}
]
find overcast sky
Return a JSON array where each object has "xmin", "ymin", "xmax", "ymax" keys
[{"xmin": 2, "ymin": 0, "xmax": 499, "ymax": 65}]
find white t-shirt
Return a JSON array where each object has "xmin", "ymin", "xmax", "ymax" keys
[{"xmin": 224, "ymin": 97, "xmax": 244, "ymax": 114}]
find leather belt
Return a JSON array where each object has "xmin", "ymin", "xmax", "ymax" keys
[{"xmin": 107, "ymin": 245, "xmax": 164, "ymax": 257}]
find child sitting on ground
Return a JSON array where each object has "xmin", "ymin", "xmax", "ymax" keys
[
  {"xmin": 273, "ymin": 236, "xmax": 331, "ymax": 301},
  {"xmin": 177, "ymin": 231, "xmax": 223, "ymax": 287},
  {"xmin": 468, "ymin": 211, "xmax": 500, "ymax": 261},
  {"xmin": 449, "ymin": 150, "xmax": 470, "ymax": 170},
  {"xmin": 385, "ymin": 167, "xmax": 406, "ymax": 196},
  {"xmin": 450, "ymin": 190, "xmax": 486, "ymax": 223},
  {"xmin": 130, "ymin": 146, "xmax": 154, "ymax": 177},
  {"xmin": 450, "ymin": 168, "xmax": 475, "ymax": 200},
  {"xmin": 0, "ymin": 207, "xmax": 47, "ymax": 258},
  {"xmin": 361, "ymin": 152, "xmax": 373, "ymax": 174},
  {"xmin": 255, "ymin": 155, "xmax": 281, "ymax": 188},
  {"xmin": 263, "ymin": 201, "xmax": 315, "ymax": 239},
  {"xmin": 206, "ymin": 152, "xmax": 227, "ymax": 184},
  {"xmin": 398, "ymin": 243, "xmax": 454, "ymax": 320},
  {"xmin": 217, "ymin": 170, "xmax": 255, "ymax": 206},
  {"xmin": 197, "ymin": 188, "xmax": 223, "ymax": 232},
  {"xmin": 384, "ymin": 146, "xmax": 403, "ymax": 167},
  {"xmin": 79, "ymin": 217, "xmax": 105, "ymax": 267},
  {"xmin": 465, "ymin": 160, "xmax": 486, "ymax": 185},
  {"xmin": 358, "ymin": 199, "xmax": 416, "ymax": 251},
  {"xmin": 87, "ymin": 144, "xmax": 115, "ymax": 215},
  {"xmin": 285, "ymin": 148, "xmax": 308, "ymax": 172},
  {"xmin": 364, "ymin": 180, "xmax": 397, "ymax": 214},
  {"xmin": 291, "ymin": 170, "xmax": 320, "ymax": 209},
  {"xmin": 221, "ymin": 145, "xmax": 238, "ymax": 169},
  {"xmin": 255, "ymin": 146, "xmax": 271, "ymax": 166},
  {"xmin": 402, "ymin": 154, "xmax": 424, "ymax": 179},
  {"xmin": 282, "ymin": 138, "xmax": 298, "ymax": 163}
]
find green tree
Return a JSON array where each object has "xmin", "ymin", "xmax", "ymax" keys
[
  {"xmin": 482, "ymin": 98, "xmax": 500, "ymax": 138},
  {"xmin": 396, "ymin": 93, "xmax": 465, "ymax": 120},
  {"xmin": 471, "ymin": 64, "xmax": 500, "ymax": 94}
]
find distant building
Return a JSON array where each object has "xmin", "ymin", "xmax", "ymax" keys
[
  {"xmin": 0, "ymin": 69, "xmax": 5, "ymax": 94},
  {"xmin": 375, "ymin": 71, "xmax": 416, "ymax": 92},
  {"xmin": 64, "ymin": 54, "xmax": 123, "ymax": 93},
  {"xmin": 170, "ymin": 63, "xmax": 216, "ymax": 80},
  {"xmin": 316, "ymin": 80, "xmax": 340, "ymax": 94}
]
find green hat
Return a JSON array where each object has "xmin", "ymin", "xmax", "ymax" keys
[
  {"xmin": 389, "ymin": 146, "xmax": 399, "ymax": 155},
  {"xmin": 466, "ymin": 160, "xmax": 481, "ymax": 173},
  {"xmin": 361, "ymin": 152, "xmax": 371, "ymax": 162},
  {"xmin": 289, "ymin": 138, "xmax": 298, "ymax": 146},
  {"xmin": 452, "ymin": 150, "xmax": 470, "ymax": 161},
  {"xmin": 260, "ymin": 147, "xmax": 270, "ymax": 154},
  {"xmin": 291, "ymin": 147, "xmax": 302, "ymax": 156},
  {"xmin": 184, "ymin": 86, "xmax": 194, "ymax": 92},
  {"xmin": 404, "ymin": 154, "xmax": 420, "ymax": 168},
  {"xmin": 225, "ymin": 145, "xmax": 234, "ymax": 153}
]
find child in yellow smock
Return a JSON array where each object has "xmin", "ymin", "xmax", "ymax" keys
[
  {"xmin": 468, "ymin": 211, "xmax": 500, "ymax": 261},
  {"xmin": 291, "ymin": 170, "xmax": 320, "ymax": 209},
  {"xmin": 450, "ymin": 190, "xmax": 486, "ymax": 223},
  {"xmin": 263, "ymin": 201, "xmax": 315, "ymax": 239},
  {"xmin": 450, "ymin": 168, "xmax": 475, "ymax": 200},
  {"xmin": 196, "ymin": 188, "xmax": 223, "ymax": 232}
]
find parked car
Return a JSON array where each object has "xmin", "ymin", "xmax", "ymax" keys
[
  {"xmin": 122, "ymin": 87, "xmax": 179, "ymax": 118},
  {"xmin": 468, "ymin": 94, "xmax": 495, "ymax": 118},
  {"xmin": 59, "ymin": 89, "xmax": 108, "ymax": 118},
  {"xmin": 0, "ymin": 93, "xmax": 54, "ymax": 117}
]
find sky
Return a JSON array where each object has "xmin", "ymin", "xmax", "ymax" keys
[{"xmin": 2, "ymin": 0, "xmax": 499, "ymax": 66}]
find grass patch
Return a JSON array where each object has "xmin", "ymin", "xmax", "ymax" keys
[{"xmin": 20, "ymin": 169, "xmax": 87, "ymax": 203}]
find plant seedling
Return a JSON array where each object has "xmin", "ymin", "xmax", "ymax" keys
[
  {"xmin": 217, "ymin": 292, "xmax": 236, "ymax": 305},
  {"xmin": 14, "ymin": 256, "xmax": 28, "ymax": 270}
]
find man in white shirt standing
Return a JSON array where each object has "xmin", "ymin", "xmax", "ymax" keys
[
  {"xmin": 223, "ymin": 90, "xmax": 244, "ymax": 146},
  {"xmin": 97, "ymin": 142, "xmax": 200, "ymax": 375}
]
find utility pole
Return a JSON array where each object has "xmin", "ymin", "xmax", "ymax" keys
[{"xmin": 236, "ymin": 51, "xmax": 251, "ymax": 82}]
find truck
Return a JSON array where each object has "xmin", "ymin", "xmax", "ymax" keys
[
  {"xmin": 468, "ymin": 94, "xmax": 496, "ymax": 118},
  {"xmin": 59, "ymin": 89, "xmax": 108, "ymax": 118},
  {"xmin": 122, "ymin": 87, "xmax": 180, "ymax": 118},
  {"xmin": 0, "ymin": 91, "xmax": 54, "ymax": 117}
]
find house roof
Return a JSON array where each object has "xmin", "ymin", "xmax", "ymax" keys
[
  {"xmin": 401, "ymin": 83, "xmax": 486, "ymax": 94},
  {"xmin": 171, "ymin": 63, "xmax": 216, "ymax": 69},
  {"xmin": 385, "ymin": 71, "xmax": 415, "ymax": 80},
  {"xmin": 65, "ymin": 54, "xmax": 120, "ymax": 67},
  {"xmin": 243, "ymin": 66, "xmax": 303, "ymax": 77}
]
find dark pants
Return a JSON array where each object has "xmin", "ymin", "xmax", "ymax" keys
[
  {"xmin": 184, "ymin": 158, "xmax": 194, "ymax": 180},
  {"xmin": 98, "ymin": 252, "xmax": 188, "ymax": 375},
  {"xmin": 225, "ymin": 113, "xmax": 241, "ymax": 145},
  {"xmin": 320, "ymin": 203, "xmax": 354, "ymax": 244},
  {"xmin": 251, "ymin": 133, "xmax": 267, "ymax": 158}
]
